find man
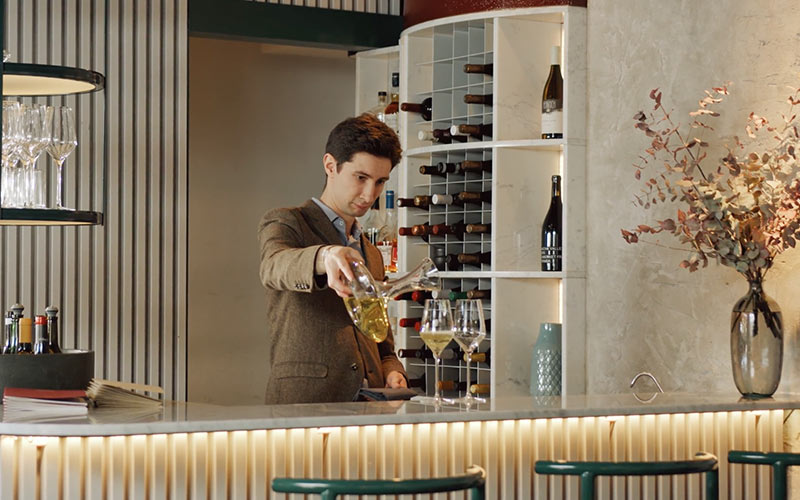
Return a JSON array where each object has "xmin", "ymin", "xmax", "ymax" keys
[{"xmin": 258, "ymin": 114, "xmax": 407, "ymax": 404}]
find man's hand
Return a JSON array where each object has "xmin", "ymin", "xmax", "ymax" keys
[
  {"xmin": 385, "ymin": 370, "xmax": 407, "ymax": 389},
  {"xmin": 317, "ymin": 245, "xmax": 364, "ymax": 298}
]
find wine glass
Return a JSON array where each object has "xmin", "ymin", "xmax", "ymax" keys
[
  {"xmin": 452, "ymin": 299, "xmax": 487, "ymax": 405},
  {"xmin": 1, "ymin": 100, "xmax": 22, "ymax": 207},
  {"xmin": 418, "ymin": 299, "xmax": 455, "ymax": 406},
  {"xmin": 18, "ymin": 104, "xmax": 51, "ymax": 207},
  {"xmin": 46, "ymin": 105, "xmax": 77, "ymax": 209}
]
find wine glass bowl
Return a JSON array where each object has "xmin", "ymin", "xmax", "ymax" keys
[{"xmin": 452, "ymin": 299, "xmax": 487, "ymax": 404}]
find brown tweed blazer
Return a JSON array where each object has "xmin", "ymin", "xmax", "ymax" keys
[{"xmin": 258, "ymin": 199, "xmax": 406, "ymax": 404}]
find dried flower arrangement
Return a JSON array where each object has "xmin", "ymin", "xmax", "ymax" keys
[{"xmin": 621, "ymin": 84, "xmax": 800, "ymax": 283}]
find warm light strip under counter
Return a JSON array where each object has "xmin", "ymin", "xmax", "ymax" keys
[{"xmin": 0, "ymin": 409, "xmax": 792, "ymax": 499}]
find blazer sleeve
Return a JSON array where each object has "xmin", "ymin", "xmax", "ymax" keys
[{"xmin": 258, "ymin": 208, "xmax": 326, "ymax": 293}]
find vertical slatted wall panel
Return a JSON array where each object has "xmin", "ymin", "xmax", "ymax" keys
[{"xmin": 0, "ymin": 0, "xmax": 188, "ymax": 401}]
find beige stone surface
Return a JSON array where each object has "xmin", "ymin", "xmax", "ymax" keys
[{"xmin": 587, "ymin": 0, "xmax": 800, "ymax": 393}]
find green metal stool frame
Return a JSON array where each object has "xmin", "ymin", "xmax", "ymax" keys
[
  {"xmin": 535, "ymin": 452, "xmax": 719, "ymax": 500},
  {"xmin": 272, "ymin": 465, "xmax": 485, "ymax": 499},
  {"xmin": 728, "ymin": 450, "xmax": 800, "ymax": 500}
]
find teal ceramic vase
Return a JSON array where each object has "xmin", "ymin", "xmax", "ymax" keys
[{"xmin": 530, "ymin": 322, "xmax": 562, "ymax": 397}]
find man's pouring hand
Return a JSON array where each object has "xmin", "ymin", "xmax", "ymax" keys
[{"xmin": 320, "ymin": 245, "xmax": 364, "ymax": 298}]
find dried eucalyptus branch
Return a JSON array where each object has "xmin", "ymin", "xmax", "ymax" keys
[{"xmin": 622, "ymin": 83, "xmax": 800, "ymax": 279}]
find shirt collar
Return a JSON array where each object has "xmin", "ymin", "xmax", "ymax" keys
[{"xmin": 311, "ymin": 197, "xmax": 362, "ymax": 245}]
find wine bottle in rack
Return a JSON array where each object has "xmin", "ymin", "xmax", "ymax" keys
[
  {"xmin": 419, "ymin": 163, "xmax": 455, "ymax": 177},
  {"xmin": 398, "ymin": 225, "xmax": 430, "ymax": 242},
  {"xmin": 463, "ymin": 63, "xmax": 493, "ymax": 75},
  {"xmin": 400, "ymin": 97, "xmax": 432, "ymax": 121},
  {"xmin": 450, "ymin": 123, "xmax": 493, "ymax": 139},
  {"xmin": 398, "ymin": 347, "xmax": 432, "ymax": 359},
  {"xmin": 469, "ymin": 384, "xmax": 491, "ymax": 395},
  {"xmin": 431, "ymin": 190, "xmax": 491, "ymax": 206},
  {"xmin": 464, "ymin": 93, "xmax": 493, "ymax": 105},
  {"xmin": 459, "ymin": 160, "xmax": 492, "ymax": 174},
  {"xmin": 465, "ymin": 349, "xmax": 491, "ymax": 366},
  {"xmin": 437, "ymin": 380, "xmax": 477, "ymax": 391},
  {"xmin": 397, "ymin": 195, "xmax": 431, "ymax": 210},
  {"xmin": 431, "ymin": 288, "xmax": 459, "ymax": 300},
  {"xmin": 393, "ymin": 291, "xmax": 432, "ymax": 304},
  {"xmin": 446, "ymin": 251, "xmax": 491, "ymax": 270},
  {"xmin": 541, "ymin": 45, "xmax": 564, "ymax": 139},
  {"xmin": 418, "ymin": 129, "xmax": 467, "ymax": 144},
  {"xmin": 449, "ymin": 288, "xmax": 491, "ymax": 300},
  {"xmin": 397, "ymin": 318, "xmax": 422, "ymax": 330},
  {"xmin": 466, "ymin": 223, "xmax": 491, "ymax": 235},
  {"xmin": 431, "ymin": 221, "xmax": 465, "ymax": 237},
  {"xmin": 541, "ymin": 175, "xmax": 563, "ymax": 271}
]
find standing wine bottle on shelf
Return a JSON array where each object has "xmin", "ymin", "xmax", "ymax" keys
[
  {"xmin": 463, "ymin": 63, "xmax": 493, "ymax": 75},
  {"xmin": 450, "ymin": 123, "xmax": 492, "ymax": 139},
  {"xmin": 17, "ymin": 318, "xmax": 33, "ymax": 354},
  {"xmin": 378, "ymin": 190, "xmax": 398, "ymax": 273},
  {"xmin": 4, "ymin": 304, "xmax": 23, "ymax": 355},
  {"xmin": 384, "ymin": 72, "xmax": 400, "ymax": 133},
  {"xmin": 418, "ymin": 129, "xmax": 467, "ymax": 144},
  {"xmin": 33, "ymin": 315, "xmax": 50, "ymax": 354},
  {"xmin": 46, "ymin": 306, "xmax": 61, "ymax": 353},
  {"xmin": 400, "ymin": 97, "xmax": 432, "ymax": 121},
  {"xmin": 368, "ymin": 91, "xmax": 389, "ymax": 122},
  {"xmin": 360, "ymin": 199, "xmax": 383, "ymax": 245},
  {"xmin": 541, "ymin": 45, "xmax": 564, "ymax": 139},
  {"xmin": 541, "ymin": 175, "xmax": 563, "ymax": 271},
  {"xmin": 464, "ymin": 93, "xmax": 493, "ymax": 105}
]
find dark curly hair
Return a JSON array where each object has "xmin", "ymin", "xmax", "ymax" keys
[{"xmin": 325, "ymin": 113, "xmax": 402, "ymax": 169}]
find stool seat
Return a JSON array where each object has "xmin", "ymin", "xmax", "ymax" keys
[
  {"xmin": 272, "ymin": 465, "xmax": 485, "ymax": 500},
  {"xmin": 728, "ymin": 450, "xmax": 800, "ymax": 500},
  {"xmin": 535, "ymin": 452, "xmax": 719, "ymax": 500}
]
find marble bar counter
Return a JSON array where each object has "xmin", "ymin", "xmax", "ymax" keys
[
  {"xmin": 1, "ymin": 393, "xmax": 798, "ymax": 499},
  {"xmin": 1, "ymin": 391, "xmax": 799, "ymax": 436}
]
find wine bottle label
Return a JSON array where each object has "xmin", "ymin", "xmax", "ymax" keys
[
  {"xmin": 541, "ymin": 106, "xmax": 563, "ymax": 135},
  {"xmin": 384, "ymin": 113, "xmax": 399, "ymax": 133},
  {"xmin": 541, "ymin": 246, "xmax": 563, "ymax": 268},
  {"xmin": 377, "ymin": 244, "xmax": 393, "ymax": 269}
]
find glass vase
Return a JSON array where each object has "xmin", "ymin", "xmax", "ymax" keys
[{"xmin": 730, "ymin": 278, "xmax": 783, "ymax": 398}]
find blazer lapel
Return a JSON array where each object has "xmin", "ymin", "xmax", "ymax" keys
[{"xmin": 300, "ymin": 199, "xmax": 342, "ymax": 246}]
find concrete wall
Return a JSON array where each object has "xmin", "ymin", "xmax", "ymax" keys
[
  {"xmin": 586, "ymin": 0, "xmax": 800, "ymax": 393},
  {"xmin": 188, "ymin": 38, "xmax": 355, "ymax": 404}
]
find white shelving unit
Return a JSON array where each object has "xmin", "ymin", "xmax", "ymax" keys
[{"xmin": 354, "ymin": 5, "xmax": 587, "ymax": 398}]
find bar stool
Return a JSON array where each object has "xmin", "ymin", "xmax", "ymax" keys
[
  {"xmin": 728, "ymin": 450, "xmax": 800, "ymax": 500},
  {"xmin": 272, "ymin": 465, "xmax": 485, "ymax": 499},
  {"xmin": 534, "ymin": 452, "xmax": 719, "ymax": 500}
]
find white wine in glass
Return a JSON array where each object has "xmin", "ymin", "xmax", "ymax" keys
[{"xmin": 419, "ymin": 299, "xmax": 455, "ymax": 406}]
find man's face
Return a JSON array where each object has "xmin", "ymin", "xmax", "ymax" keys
[{"xmin": 323, "ymin": 152, "xmax": 392, "ymax": 219}]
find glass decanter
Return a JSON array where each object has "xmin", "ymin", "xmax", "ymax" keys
[{"xmin": 343, "ymin": 257, "xmax": 439, "ymax": 342}]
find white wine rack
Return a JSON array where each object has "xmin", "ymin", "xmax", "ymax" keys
[{"xmin": 355, "ymin": 6, "xmax": 587, "ymax": 398}]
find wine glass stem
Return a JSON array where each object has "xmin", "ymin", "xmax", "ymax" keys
[
  {"xmin": 464, "ymin": 353, "xmax": 474, "ymax": 402},
  {"xmin": 434, "ymin": 355, "xmax": 441, "ymax": 403},
  {"xmin": 56, "ymin": 159, "xmax": 64, "ymax": 209}
]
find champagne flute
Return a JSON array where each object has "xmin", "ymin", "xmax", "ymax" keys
[
  {"xmin": 18, "ymin": 104, "xmax": 50, "ymax": 207},
  {"xmin": 1, "ymin": 100, "xmax": 21, "ymax": 207},
  {"xmin": 452, "ymin": 299, "xmax": 487, "ymax": 404},
  {"xmin": 418, "ymin": 299, "xmax": 455, "ymax": 406},
  {"xmin": 46, "ymin": 105, "xmax": 77, "ymax": 210}
]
